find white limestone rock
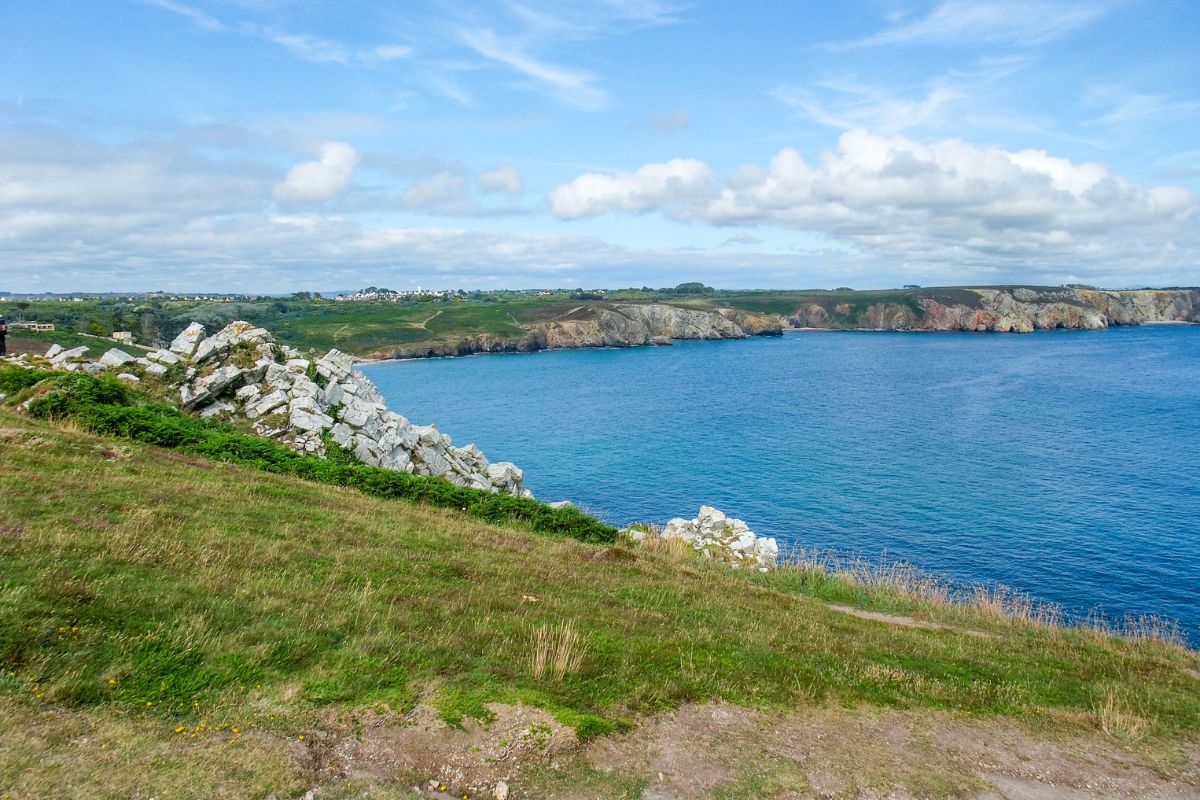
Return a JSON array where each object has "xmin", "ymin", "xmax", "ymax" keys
[
  {"xmin": 144, "ymin": 363, "xmax": 168, "ymax": 377},
  {"xmin": 115, "ymin": 372, "xmax": 140, "ymax": 383},
  {"xmin": 199, "ymin": 401, "xmax": 236, "ymax": 418},
  {"xmin": 99, "ymin": 348, "xmax": 136, "ymax": 368},
  {"xmin": 246, "ymin": 389, "xmax": 287, "ymax": 419},
  {"xmin": 180, "ymin": 364, "xmax": 243, "ymax": 410},
  {"xmin": 289, "ymin": 408, "xmax": 334, "ymax": 433},
  {"xmin": 235, "ymin": 384, "xmax": 261, "ymax": 402},
  {"xmin": 329, "ymin": 423, "xmax": 354, "ymax": 448},
  {"xmin": 655, "ymin": 506, "xmax": 778, "ymax": 569},
  {"xmin": 169, "ymin": 322, "xmax": 205, "ymax": 357},
  {"xmin": 45, "ymin": 344, "xmax": 64, "ymax": 360},
  {"xmin": 50, "ymin": 345, "xmax": 89, "ymax": 366},
  {"xmin": 315, "ymin": 350, "xmax": 355, "ymax": 381}
]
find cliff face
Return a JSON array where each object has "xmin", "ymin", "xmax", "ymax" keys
[
  {"xmin": 785, "ymin": 288, "xmax": 1199, "ymax": 333},
  {"xmin": 531, "ymin": 304, "xmax": 781, "ymax": 349},
  {"xmin": 383, "ymin": 303, "xmax": 782, "ymax": 358}
]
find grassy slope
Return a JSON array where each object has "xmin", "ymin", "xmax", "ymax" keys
[
  {"xmin": 1, "ymin": 408, "xmax": 1198, "ymax": 797},
  {"xmin": 4, "ymin": 328, "xmax": 155, "ymax": 357}
]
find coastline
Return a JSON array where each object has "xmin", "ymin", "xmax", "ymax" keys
[{"xmin": 358, "ymin": 318, "xmax": 1199, "ymax": 363}]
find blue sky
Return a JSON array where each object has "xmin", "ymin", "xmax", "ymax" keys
[{"xmin": 1, "ymin": 0, "xmax": 1198, "ymax": 292}]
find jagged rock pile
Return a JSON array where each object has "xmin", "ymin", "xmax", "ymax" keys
[
  {"xmin": 623, "ymin": 506, "xmax": 779, "ymax": 570},
  {"xmin": 29, "ymin": 322, "xmax": 528, "ymax": 497}
]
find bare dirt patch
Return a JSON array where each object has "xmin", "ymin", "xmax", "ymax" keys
[
  {"xmin": 337, "ymin": 703, "xmax": 577, "ymax": 798},
  {"xmin": 575, "ymin": 704, "xmax": 1200, "ymax": 799}
]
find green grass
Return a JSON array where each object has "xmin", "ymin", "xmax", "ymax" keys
[
  {"xmin": 11, "ymin": 369, "xmax": 615, "ymax": 544},
  {"xmin": 2, "ymin": 391, "xmax": 1198, "ymax": 729},
  {"xmin": 3, "ymin": 328, "xmax": 154, "ymax": 356},
  {"xmin": 1, "ymin": 390, "xmax": 1199, "ymax": 796}
]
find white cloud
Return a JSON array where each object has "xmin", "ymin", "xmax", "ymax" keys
[
  {"xmin": 549, "ymin": 130, "xmax": 1199, "ymax": 271},
  {"xmin": 457, "ymin": 27, "xmax": 608, "ymax": 109},
  {"xmin": 402, "ymin": 172, "xmax": 472, "ymax": 212},
  {"xmin": 264, "ymin": 30, "xmax": 349, "ymax": 64},
  {"xmin": 275, "ymin": 142, "xmax": 359, "ymax": 202},
  {"xmin": 838, "ymin": 1, "xmax": 1105, "ymax": 48},
  {"xmin": 1083, "ymin": 84, "xmax": 1200, "ymax": 127},
  {"xmin": 137, "ymin": 0, "xmax": 224, "ymax": 31},
  {"xmin": 362, "ymin": 44, "xmax": 414, "ymax": 63},
  {"xmin": 548, "ymin": 158, "xmax": 713, "ymax": 218},
  {"xmin": 477, "ymin": 164, "xmax": 524, "ymax": 195},
  {"xmin": 774, "ymin": 57, "xmax": 1030, "ymax": 135}
]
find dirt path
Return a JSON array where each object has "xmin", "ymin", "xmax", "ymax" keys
[
  {"xmin": 319, "ymin": 702, "xmax": 1199, "ymax": 799},
  {"xmin": 828, "ymin": 603, "xmax": 995, "ymax": 638},
  {"xmin": 409, "ymin": 308, "xmax": 444, "ymax": 331}
]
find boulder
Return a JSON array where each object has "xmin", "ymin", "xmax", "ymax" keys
[
  {"xmin": 315, "ymin": 349, "xmax": 355, "ymax": 381},
  {"xmin": 148, "ymin": 349, "xmax": 181, "ymax": 365},
  {"xmin": 99, "ymin": 348, "xmax": 136, "ymax": 368},
  {"xmin": 289, "ymin": 408, "xmax": 333, "ymax": 433},
  {"xmin": 115, "ymin": 372, "xmax": 140, "ymax": 383},
  {"xmin": 50, "ymin": 345, "xmax": 89, "ymax": 366},
  {"xmin": 246, "ymin": 389, "xmax": 287, "ymax": 419},
  {"xmin": 144, "ymin": 363, "xmax": 168, "ymax": 377},
  {"xmin": 180, "ymin": 364, "xmax": 243, "ymax": 410},
  {"xmin": 329, "ymin": 423, "xmax": 354, "ymax": 448},
  {"xmin": 45, "ymin": 344, "xmax": 64, "ymax": 359},
  {"xmin": 235, "ymin": 384, "xmax": 261, "ymax": 402},
  {"xmin": 199, "ymin": 401, "xmax": 236, "ymax": 418},
  {"xmin": 169, "ymin": 322, "xmax": 205, "ymax": 357}
]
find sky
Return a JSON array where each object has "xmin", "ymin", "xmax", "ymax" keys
[{"xmin": 1, "ymin": 0, "xmax": 1198, "ymax": 293}]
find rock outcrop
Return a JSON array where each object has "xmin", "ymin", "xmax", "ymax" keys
[
  {"xmin": 20, "ymin": 321, "xmax": 529, "ymax": 497},
  {"xmin": 623, "ymin": 506, "xmax": 780, "ymax": 570}
]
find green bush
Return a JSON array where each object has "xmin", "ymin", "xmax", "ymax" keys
[
  {"xmin": 0, "ymin": 366, "xmax": 58, "ymax": 396},
  {"xmin": 16, "ymin": 368, "xmax": 616, "ymax": 544}
]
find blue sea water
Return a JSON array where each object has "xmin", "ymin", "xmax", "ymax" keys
[{"xmin": 361, "ymin": 326, "xmax": 1200, "ymax": 639}]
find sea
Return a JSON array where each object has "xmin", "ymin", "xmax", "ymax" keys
[{"xmin": 361, "ymin": 325, "xmax": 1200, "ymax": 640}]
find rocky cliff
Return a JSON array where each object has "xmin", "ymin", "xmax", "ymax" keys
[
  {"xmin": 784, "ymin": 288, "xmax": 1200, "ymax": 333},
  {"xmin": 384, "ymin": 303, "xmax": 782, "ymax": 358},
  {"xmin": 35, "ymin": 321, "xmax": 529, "ymax": 496}
]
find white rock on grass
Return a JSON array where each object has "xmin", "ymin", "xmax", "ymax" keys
[
  {"xmin": 51, "ymin": 346, "xmax": 89, "ymax": 366},
  {"xmin": 99, "ymin": 348, "xmax": 136, "ymax": 368},
  {"xmin": 116, "ymin": 372, "xmax": 140, "ymax": 383},
  {"xmin": 654, "ymin": 506, "xmax": 779, "ymax": 569},
  {"xmin": 169, "ymin": 322, "xmax": 205, "ymax": 357},
  {"xmin": 45, "ymin": 344, "xmax": 64, "ymax": 360}
]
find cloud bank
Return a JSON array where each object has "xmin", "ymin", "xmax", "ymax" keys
[{"xmin": 549, "ymin": 129, "xmax": 1198, "ymax": 269}]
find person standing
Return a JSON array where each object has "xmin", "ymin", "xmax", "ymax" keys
[{"xmin": 0, "ymin": 318, "xmax": 7, "ymax": 356}]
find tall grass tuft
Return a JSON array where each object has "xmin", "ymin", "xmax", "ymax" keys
[
  {"xmin": 1095, "ymin": 689, "xmax": 1151, "ymax": 741},
  {"xmin": 531, "ymin": 620, "xmax": 586, "ymax": 682},
  {"xmin": 781, "ymin": 546, "xmax": 1185, "ymax": 646}
]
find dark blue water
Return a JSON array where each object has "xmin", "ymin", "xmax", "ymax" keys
[{"xmin": 361, "ymin": 327, "xmax": 1200, "ymax": 638}]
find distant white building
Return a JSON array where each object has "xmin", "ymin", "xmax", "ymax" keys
[{"xmin": 112, "ymin": 331, "xmax": 134, "ymax": 344}]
